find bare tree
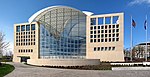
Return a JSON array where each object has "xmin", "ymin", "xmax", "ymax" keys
[{"xmin": 0, "ymin": 32, "xmax": 9, "ymax": 65}]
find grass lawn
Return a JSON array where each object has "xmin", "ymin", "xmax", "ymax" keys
[{"xmin": 0, "ymin": 63, "xmax": 15, "ymax": 77}]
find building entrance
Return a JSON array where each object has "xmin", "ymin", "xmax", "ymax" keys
[{"xmin": 20, "ymin": 57, "xmax": 30, "ymax": 62}]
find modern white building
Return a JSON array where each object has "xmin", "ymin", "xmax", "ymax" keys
[{"xmin": 13, "ymin": 6, "xmax": 124, "ymax": 66}]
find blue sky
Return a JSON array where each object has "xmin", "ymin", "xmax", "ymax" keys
[{"xmin": 0, "ymin": 0, "xmax": 150, "ymax": 51}]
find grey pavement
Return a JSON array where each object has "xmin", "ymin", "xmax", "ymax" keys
[{"xmin": 5, "ymin": 62, "xmax": 150, "ymax": 77}]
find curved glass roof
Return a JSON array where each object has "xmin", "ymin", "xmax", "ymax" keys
[
  {"xmin": 28, "ymin": 6, "xmax": 89, "ymax": 39},
  {"xmin": 28, "ymin": 6, "xmax": 93, "ymax": 23}
]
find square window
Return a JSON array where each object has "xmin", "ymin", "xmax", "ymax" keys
[
  {"xmin": 94, "ymin": 26, "xmax": 96, "ymax": 29},
  {"xmin": 101, "ymin": 47, "xmax": 104, "ymax": 51},
  {"xmin": 113, "ymin": 25, "xmax": 115, "ymax": 28},
  {"xmin": 109, "ymin": 30, "xmax": 111, "ymax": 33},
  {"xmin": 101, "ymin": 39, "xmax": 104, "ymax": 42},
  {"xmin": 98, "ymin": 35, "xmax": 100, "ymax": 38},
  {"xmin": 112, "ymin": 47, "xmax": 115, "ymax": 51},
  {"xmin": 116, "ymin": 38, "xmax": 119, "ymax": 41},
  {"xmin": 94, "ymin": 47, "xmax": 97, "ymax": 51},
  {"xmin": 31, "ymin": 24, "xmax": 35, "ymax": 30},
  {"xmin": 105, "ymin": 39, "xmax": 107, "ymax": 42},
  {"xmin": 98, "ymin": 39, "xmax": 100, "ymax": 42},
  {"xmin": 105, "ymin": 25, "xmax": 107, "ymax": 29},
  {"xmin": 94, "ymin": 31, "xmax": 96, "ymax": 34},
  {"xmin": 109, "ymin": 34, "xmax": 111, "ymax": 37},
  {"xmin": 105, "ymin": 30, "xmax": 107, "ymax": 33},
  {"xmin": 116, "ymin": 24, "xmax": 119, "ymax": 28},
  {"xmin": 98, "ymin": 17, "xmax": 103, "ymax": 25},
  {"xmin": 97, "ymin": 47, "xmax": 100, "ymax": 51},
  {"xmin": 94, "ymin": 39, "xmax": 96, "ymax": 42},
  {"xmin": 90, "ymin": 31, "xmax": 93, "ymax": 34},
  {"xmin": 94, "ymin": 35, "xmax": 96, "ymax": 38},
  {"xmin": 98, "ymin": 30, "xmax": 100, "ymax": 33},
  {"xmin": 109, "ymin": 47, "xmax": 111, "ymax": 51},
  {"xmin": 101, "ymin": 30, "xmax": 104, "ymax": 33},
  {"xmin": 116, "ymin": 33, "xmax": 119, "ymax": 37},
  {"xmin": 109, "ymin": 25, "xmax": 111, "ymax": 28},
  {"xmin": 101, "ymin": 34, "xmax": 104, "ymax": 38},
  {"xmin": 105, "ymin": 17, "xmax": 111, "ymax": 24},
  {"xmin": 91, "ymin": 18, "xmax": 96, "ymax": 25},
  {"xmin": 26, "ymin": 24, "xmax": 30, "ymax": 31},
  {"xmin": 101, "ymin": 26, "xmax": 104, "ymax": 29},
  {"xmin": 105, "ymin": 34, "xmax": 107, "ymax": 37},
  {"xmin": 109, "ymin": 38, "xmax": 111, "ymax": 42},
  {"xmin": 98, "ymin": 26, "xmax": 100, "ymax": 29},
  {"xmin": 116, "ymin": 29, "xmax": 119, "ymax": 32},
  {"xmin": 105, "ymin": 47, "xmax": 107, "ymax": 51},
  {"xmin": 21, "ymin": 25, "xmax": 25, "ymax": 31},
  {"xmin": 113, "ymin": 38, "xmax": 115, "ymax": 42},
  {"xmin": 113, "ymin": 34, "xmax": 115, "ymax": 37},
  {"xmin": 113, "ymin": 29, "xmax": 115, "ymax": 33},
  {"xmin": 16, "ymin": 26, "xmax": 20, "ymax": 32}
]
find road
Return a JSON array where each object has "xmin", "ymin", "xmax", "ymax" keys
[{"xmin": 5, "ymin": 62, "xmax": 150, "ymax": 77}]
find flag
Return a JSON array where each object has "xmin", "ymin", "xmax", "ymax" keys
[
  {"xmin": 144, "ymin": 20, "xmax": 147, "ymax": 30},
  {"xmin": 132, "ymin": 19, "xmax": 136, "ymax": 27}
]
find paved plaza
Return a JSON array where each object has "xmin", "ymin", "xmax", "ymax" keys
[{"xmin": 5, "ymin": 62, "xmax": 150, "ymax": 77}]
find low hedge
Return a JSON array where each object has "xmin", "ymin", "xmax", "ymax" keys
[{"xmin": 43, "ymin": 63, "xmax": 111, "ymax": 70}]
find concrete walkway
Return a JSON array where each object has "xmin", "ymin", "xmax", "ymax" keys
[{"xmin": 5, "ymin": 62, "xmax": 150, "ymax": 77}]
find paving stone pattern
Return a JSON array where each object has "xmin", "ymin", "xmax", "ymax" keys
[{"xmin": 5, "ymin": 62, "xmax": 150, "ymax": 77}]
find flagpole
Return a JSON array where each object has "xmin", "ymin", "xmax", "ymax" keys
[
  {"xmin": 131, "ymin": 16, "xmax": 133, "ymax": 61},
  {"xmin": 145, "ymin": 15, "xmax": 148, "ymax": 61}
]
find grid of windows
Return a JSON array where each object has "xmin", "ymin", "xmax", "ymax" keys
[
  {"xmin": 93, "ymin": 46, "xmax": 115, "ymax": 51},
  {"xmin": 90, "ymin": 16, "xmax": 120, "ymax": 43},
  {"xmin": 18, "ymin": 49, "xmax": 33, "ymax": 53},
  {"xmin": 16, "ymin": 24, "xmax": 36, "ymax": 46}
]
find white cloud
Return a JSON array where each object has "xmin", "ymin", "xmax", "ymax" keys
[{"xmin": 129, "ymin": 0, "xmax": 150, "ymax": 6}]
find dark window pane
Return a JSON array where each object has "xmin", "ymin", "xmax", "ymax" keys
[
  {"xmin": 31, "ymin": 24, "xmax": 35, "ymax": 30},
  {"xmin": 26, "ymin": 25, "xmax": 30, "ymax": 31},
  {"xmin": 21, "ymin": 25, "xmax": 25, "ymax": 31},
  {"xmin": 105, "ymin": 47, "xmax": 107, "ymax": 51},
  {"xmin": 112, "ymin": 47, "xmax": 115, "ymax": 50},
  {"xmin": 101, "ymin": 47, "xmax": 104, "ymax": 51},
  {"xmin": 94, "ymin": 47, "xmax": 96, "ymax": 51},
  {"xmin": 98, "ymin": 39, "xmax": 100, "ymax": 42},
  {"xmin": 116, "ymin": 38, "xmax": 119, "ymax": 41},
  {"xmin": 109, "ymin": 47, "xmax": 111, "ymax": 51},
  {"xmin": 94, "ymin": 26, "xmax": 96, "ymax": 29},
  {"xmin": 91, "ymin": 18, "xmax": 96, "ymax": 25},
  {"xmin": 94, "ymin": 39, "xmax": 96, "ymax": 42},
  {"xmin": 116, "ymin": 29, "xmax": 119, "ymax": 32},
  {"xmin": 116, "ymin": 24, "xmax": 119, "ymax": 28},
  {"xmin": 94, "ymin": 35, "xmax": 96, "ymax": 38},
  {"xmin": 97, "ymin": 47, "xmax": 100, "ymax": 51},
  {"xmin": 16, "ymin": 26, "xmax": 20, "ymax": 32},
  {"xmin": 98, "ymin": 26, "xmax": 100, "ymax": 29}
]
